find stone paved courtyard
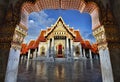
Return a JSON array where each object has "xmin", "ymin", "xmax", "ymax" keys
[{"xmin": 17, "ymin": 59, "xmax": 102, "ymax": 82}]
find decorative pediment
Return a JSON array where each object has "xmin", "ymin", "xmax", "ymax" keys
[
  {"xmin": 45, "ymin": 17, "xmax": 75, "ymax": 38},
  {"xmin": 57, "ymin": 20, "xmax": 63, "ymax": 27}
]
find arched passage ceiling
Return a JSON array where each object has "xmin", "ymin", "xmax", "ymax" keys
[{"xmin": 21, "ymin": 0, "xmax": 100, "ymax": 30}]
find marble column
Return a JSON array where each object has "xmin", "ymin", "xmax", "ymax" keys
[
  {"xmin": 79, "ymin": 43, "xmax": 83, "ymax": 58},
  {"xmin": 5, "ymin": 47, "xmax": 21, "ymax": 82},
  {"xmin": 89, "ymin": 49, "xmax": 92, "ymax": 59},
  {"xmin": 46, "ymin": 40, "xmax": 50, "ymax": 58},
  {"xmin": 52, "ymin": 37, "xmax": 55, "ymax": 57},
  {"xmin": 99, "ymin": 47, "xmax": 113, "ymax": 82},
  {"xmin": 66, "ymin": 37, "xmax": 69, "ymax": 55},
  {"xmin": 33, "ymin": 49, "xmax": 37, "ymax": 59},
  {"xmin": 27, "ymin": 49, "xmax": 30, "ymax": 60},
  {"xmin": 66, "ymin": 37, "xmax": 68, "ymax": 49},
  {"xmin": 50, "ymin": 39, "xmax": 52, "ymax": 53},
  {"xmin": 83, "ymin": 48, "xmax": 86, "ymax": 59},
  {"xmin": 66, "ymin": 38, "xmax": 73, "ymax": 62},
  {"xmin": 70, "ymin": 40, "xmax": 73, "ymax": 56},
  {"xmin": 93, "ymin": 23, "xmax": 120, "ymax": 82},
  {"xmin": 52, "ymin": 37, "xmax": 54, "ymax": 49},
  {"xmin": 46, "ymin": 39, "xmax": 54, "ymax": 62}
]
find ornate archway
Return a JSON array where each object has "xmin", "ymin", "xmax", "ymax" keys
[{"xmin": 0, "ymin": 0, "xmax": 120, "ymax": 82}]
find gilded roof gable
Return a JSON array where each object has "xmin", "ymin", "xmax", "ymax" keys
[{"xmin": 45, "ymin": 17, "xmax": 75, "ymax": 38}]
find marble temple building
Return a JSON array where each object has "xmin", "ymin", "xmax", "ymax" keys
[{"xmin": 20, "ymin": 17, "xmax": 99, "ymax": 62}]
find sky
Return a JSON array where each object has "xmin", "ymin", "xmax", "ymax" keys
[{"xmin": 24, "ymin": 9, "xmax": 96, "ymax": 44}]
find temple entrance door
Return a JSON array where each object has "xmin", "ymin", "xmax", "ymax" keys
[{"xmin": 57, "ymin": 44, "xmax": 63, "ymax": 58}]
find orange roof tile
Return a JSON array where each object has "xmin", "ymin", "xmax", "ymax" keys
[
  {"xmin": 33, "ymin": 30, "xmax": 46, "ymax": 48},
  {"xmin": 91, "ymin": 43, "xmax": 98, "ymax": 54},
  {"xmin": 47, "ymin": 28, "xmax": 51, "ymax": 31},
  {"xmin": 32, "ymin": 40, "xmax": 38, "ymax": 49},
  {"xmin": 74, "ymin": 30, "xmax": 83, "ymax": 42},
  {"xmin": 81, "ymin": 40, "xmax": 91, "ymax": 49},
  {"xmin": 81, "ymin": 41, "xmax": 98, "ymax": 54},
  {"xmin": 21, "ymin": 43, "xmax": 28, "ymax": 55},
  {"xmin": 81, "ymin": 41, "xmax": 86, "ymax": 48},
  {"xmin": 69, "ymin": 28, "xmax": 74, "ymax": 32},
  {"xmin": 27, "ymin": 40, "xmax": 35, "ymax": 49},
  {"xmin": 84, "ymin": 40, "xmax": 91, "ymax": 49}
]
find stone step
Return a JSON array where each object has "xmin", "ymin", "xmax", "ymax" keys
[
  {"xmin": 33, "ymin": 56, "xmax": 46, "ymax": 60},
  {"xmin": 55, "ymin": 58, "xmax": 66, "ymax": 62}
]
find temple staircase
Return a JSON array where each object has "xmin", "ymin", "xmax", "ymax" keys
[{"xmin": 55, "ymin": 58, "xmax": 66, "ymax": 62}]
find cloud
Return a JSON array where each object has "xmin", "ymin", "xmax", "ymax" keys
[
  {"xmin": 81, "ymin": 31, "xmax": 96, "ymax": 43},
  {"xmin": 29, "ymin": 20, "xmax": 34, "ymax": 23},
  {"xmin": 87, "ymin": 33, "xmax": 96, "ymax": 43},
  {"xmin": 24, "ymin": 10, "xmax": 55, "ymax": 43},
  {"xmin": 24, "ymin": 9, "xmax": 94, "ymax": 44},
  {"xmin": 28, "ymin": 11, "xmax": 55, "ymax": 28}
]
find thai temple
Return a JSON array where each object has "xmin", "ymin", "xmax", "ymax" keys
[{"xmin": 20, "ymin": 17, "xmax": 99, "ymax": 61}]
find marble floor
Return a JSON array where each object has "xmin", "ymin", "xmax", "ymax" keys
[{"xmin": 17, "ymin": 59, "xmax": 102, "ymax": 82}]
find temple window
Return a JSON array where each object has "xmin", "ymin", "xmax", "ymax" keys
[{"xmin": 40, "ymin": 46, "xmax": 45, "ymax": 56}]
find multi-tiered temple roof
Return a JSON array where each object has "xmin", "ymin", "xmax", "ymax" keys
[{"xmin": 21, "ymin": 17, "xmax": 98, "ymax": 55}]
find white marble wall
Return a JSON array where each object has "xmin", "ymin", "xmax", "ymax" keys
[
  {"xmin": 73, "ymin": 42, "xmax": 80, "ymax": 58},
  {"xmin": 38, "ymin": 42, "xmax": 47, "ymax": 56},
  {"xmin": 99, "ymin": 48, "xmax": 114, "ymax": 82},
  {"xmin": 5, "ymin": 48, "xmax": 20, "ymax": 82}
]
